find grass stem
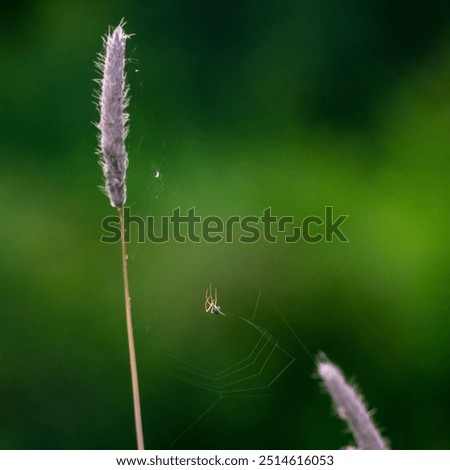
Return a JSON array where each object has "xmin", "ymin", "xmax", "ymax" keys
[{"xmin": 118, "ymin": 207, "xmax": 145, "ymax": 450}]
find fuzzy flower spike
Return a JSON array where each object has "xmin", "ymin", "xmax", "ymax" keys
[
  {"xmin": 96, "ymin": 21, "xmax": 130, "ymax": 208},
  {"xmin": 317, "ymin": 358, "xmax": 389, "ymax": 450}
]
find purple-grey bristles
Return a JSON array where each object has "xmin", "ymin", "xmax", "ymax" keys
[
  {"xmin": 96, "ymin": 21, "xmax": 130, "ymax": 208},
  {"xmin": 317, "ymin": 358, "xmax": 389, "ymax": 450}
]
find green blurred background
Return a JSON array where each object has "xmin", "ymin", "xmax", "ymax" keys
[{"xmin": 1, "ymin": 0, "xmax": 449, "ymax": 450}]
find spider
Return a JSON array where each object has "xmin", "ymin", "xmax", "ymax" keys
[{"xmin": 205, "ymin": 284, "xmax": 225, "ymax": 316}]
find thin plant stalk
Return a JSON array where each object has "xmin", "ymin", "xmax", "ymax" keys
[
  {"xmin": 119, "ymin": 207, "xmax": 144, "ymax": 450},
  {"xmin": 96, "ymin": 22, "xmax": 145, "ymax": 449}
]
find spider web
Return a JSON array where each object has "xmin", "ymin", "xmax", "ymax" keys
[
  {"xmin": 170, "ymin": 317, "xmax": 294, "ymax": 395},
  {"xmin": 168, "ymin": 296, "xmax": 301, "ymax": 446}
]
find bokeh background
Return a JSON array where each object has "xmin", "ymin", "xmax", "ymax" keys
[{"xmin": 1, "ymin": 0, "xmax": 449, "ymax": 450}]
